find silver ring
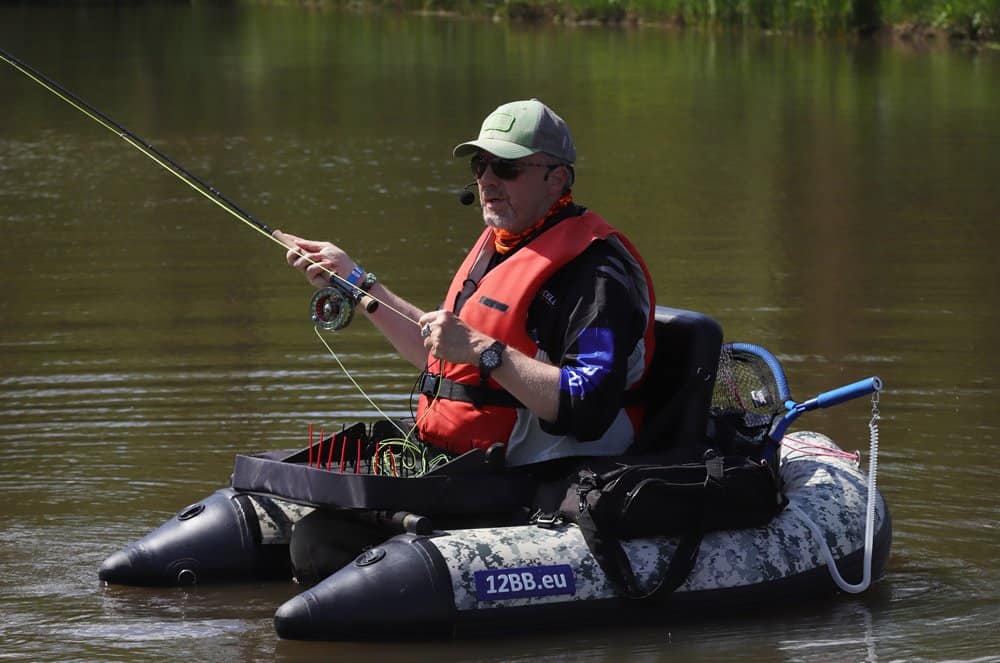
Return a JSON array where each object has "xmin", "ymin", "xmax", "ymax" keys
[{"xmin": 420, "ymin": 323, "xmax": 432, "ymax": 338}]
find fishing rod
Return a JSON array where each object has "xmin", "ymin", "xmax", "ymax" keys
[{"xmin": 0, "ymin": 47, "xmax": 389, "ymax": 330}]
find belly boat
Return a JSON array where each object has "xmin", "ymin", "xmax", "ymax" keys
[
  {"xmin": 98, "ymin": 308, "xmax": 891, "ymax": 640},
  {"xmin": 271, "ymin": 431, "xmax": 889, "ymax": 639}
]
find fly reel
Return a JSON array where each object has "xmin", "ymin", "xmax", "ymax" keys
[
  {"xmin": 310, "ymin": 281, "xmax": 379, "ymax": 331},
  {"xmin": 310, "ymin": 285, "xmax": 355, "ymax": 331}
]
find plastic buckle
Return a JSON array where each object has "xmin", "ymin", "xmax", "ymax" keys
[
  {"xmin": 531, "ymin": 511, "xmax": 565, "ymax": 529},
  {"xmin": 421, "ymin": 372, "xmax": 440, "ymax": 396}
]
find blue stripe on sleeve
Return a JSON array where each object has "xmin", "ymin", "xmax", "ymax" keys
[{"xmin": 559, "ymin": 327, "xmax": 614, "ymax": 399}]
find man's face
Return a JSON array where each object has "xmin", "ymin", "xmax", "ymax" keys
[{"xmin": 472, "ymin": 151, "xmax": 561, "ymax": 234}]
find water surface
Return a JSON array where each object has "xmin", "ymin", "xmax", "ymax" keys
[{"xmin": 1, "ymin": 4, "xmax": 998, "ymax": 661}]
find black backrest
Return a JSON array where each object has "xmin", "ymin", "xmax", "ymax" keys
[{"xmin": 630, "ymin": 306, "xmax": 723, "ymax": 455}]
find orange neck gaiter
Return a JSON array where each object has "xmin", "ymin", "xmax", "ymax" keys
[{"xmin": 493, "ymin": 192, "xmax": 574, "ymax": 255}]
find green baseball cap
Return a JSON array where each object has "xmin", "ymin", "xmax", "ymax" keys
[{"xmin": 453, "ymin": 99, "xmax": 576, "ymax": 164}]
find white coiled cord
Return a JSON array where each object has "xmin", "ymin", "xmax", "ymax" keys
[{"xmin": 789, "ymin": 393, "xmax": 881, "ymax": 594}]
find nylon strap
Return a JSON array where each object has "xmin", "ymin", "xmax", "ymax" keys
[{"xmin": 420, "ymin": 372, "xmax": 524, "ymax": 408}]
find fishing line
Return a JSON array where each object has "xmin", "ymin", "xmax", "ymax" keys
[
  {"xmin": 2, "ymin": 47, "xmax": 438, "ymax": 451},
  {"xmin": 312, "ymin": 327, "xmax": 408, "ymax": 438},
  {"xmin": 313, "ymin": 329, "xmax": 446, "ymax": 439},
  {"xmin": 5, "ymin": 48, "xmax": 463, "ymax": 473},
  {"xmin": 312, "ymin": 327, "xmax": 452, "ymax": 477},
  {"xmin": 0, "ymin": 47, "xmax": 419, "ymax": 328}
]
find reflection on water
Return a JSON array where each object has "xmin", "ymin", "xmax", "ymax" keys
[{"xmin": 2, "ymin": 3, "xmax": 999, "ymax": 661}]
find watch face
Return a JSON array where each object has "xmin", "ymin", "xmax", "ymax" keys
[
  {"xmin": 482, "ymin": 348, "xmax": 501, "ymax": 370},
  {"xmin": 480, "ymin": 342, "xmax": 504, "ymax": 375}
]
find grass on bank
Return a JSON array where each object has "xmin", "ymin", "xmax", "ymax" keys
[{"xmin": 272, "ymin": 0, "xmax": 998, "ymax": 43}]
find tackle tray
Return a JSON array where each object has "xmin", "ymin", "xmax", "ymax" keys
[{"xmin": 230, "ymin": 429, "xmax": 536, "ymax": 516}]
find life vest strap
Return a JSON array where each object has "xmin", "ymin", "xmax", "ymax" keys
[{"xmin": 420, "ymin": 372, "xmax": 524, "ymax": 409}]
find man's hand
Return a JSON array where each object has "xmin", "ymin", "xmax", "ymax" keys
[
  {"xmin": 417, "ymin": 310, "xmax": 493, "ymax": 366},
  {"xmin": 278, "ymin": 230, "xmax": 358, "ymax": 289}
]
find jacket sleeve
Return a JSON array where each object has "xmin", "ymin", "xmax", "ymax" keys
[{"xmin": 528, "ymin": 242, "xmax": 648, "ymax": 441}]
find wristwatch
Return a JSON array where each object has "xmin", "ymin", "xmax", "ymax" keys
[{"xmin": 479, "ymin": 341, "xmax": 506, "ymax": 381}]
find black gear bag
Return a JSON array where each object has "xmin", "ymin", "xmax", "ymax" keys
[{"xmin": 557, "ymin": 453, "xmax": 786, "ymax": 600}]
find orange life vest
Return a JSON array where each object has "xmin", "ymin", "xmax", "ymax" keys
[{"xmin": 416, "ymin": 211, "xmax": 656, "ymax": 457}]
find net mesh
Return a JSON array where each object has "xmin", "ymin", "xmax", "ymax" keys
[{"xmin": 709, "ymin": 344, "xmax": 786, "ymax": 455}]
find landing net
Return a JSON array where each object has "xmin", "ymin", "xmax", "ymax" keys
[{"xmin": 709, "ymin": 343, "xmax": 787, "ymax": 457}]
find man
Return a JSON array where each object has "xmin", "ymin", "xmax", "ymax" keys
[{"xmin": 285, "ymin": 99, "xmax": 655, "ymax": 468}]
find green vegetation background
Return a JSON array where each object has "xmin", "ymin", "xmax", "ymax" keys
[{"xmin": 260, "ymin": 0, "xmax": 998, "ymax": 43}]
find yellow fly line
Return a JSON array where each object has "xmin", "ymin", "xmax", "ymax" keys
[
  {"xmin": 313, "ymin": 328, "xmax": 450, "ymax": 477},
  {"xmin": 4, "ymin": 47, "xmax": 448, "ymax": 473},
  {"xmin": 1, "ymin": 47, "xmax": 419, "ymax": 328}
]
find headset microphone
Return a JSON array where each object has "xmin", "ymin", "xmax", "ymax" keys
[{"xmin": 458, "ymin": 182, "xmax": 477, "ymax": 206}]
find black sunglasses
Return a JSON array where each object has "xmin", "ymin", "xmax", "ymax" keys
[{"xmin": 470, "ymin": 154, "xmax": 561, "ymax": 181}]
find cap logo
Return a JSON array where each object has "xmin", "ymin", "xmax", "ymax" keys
[{"xmin": 482, "ymin": 112, "xmax": 515, "ymax": 134}]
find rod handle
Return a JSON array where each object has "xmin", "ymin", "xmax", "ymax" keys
[{"xmin": 359, "ymin": 294, "xmax": 379, "ymax": 314}]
